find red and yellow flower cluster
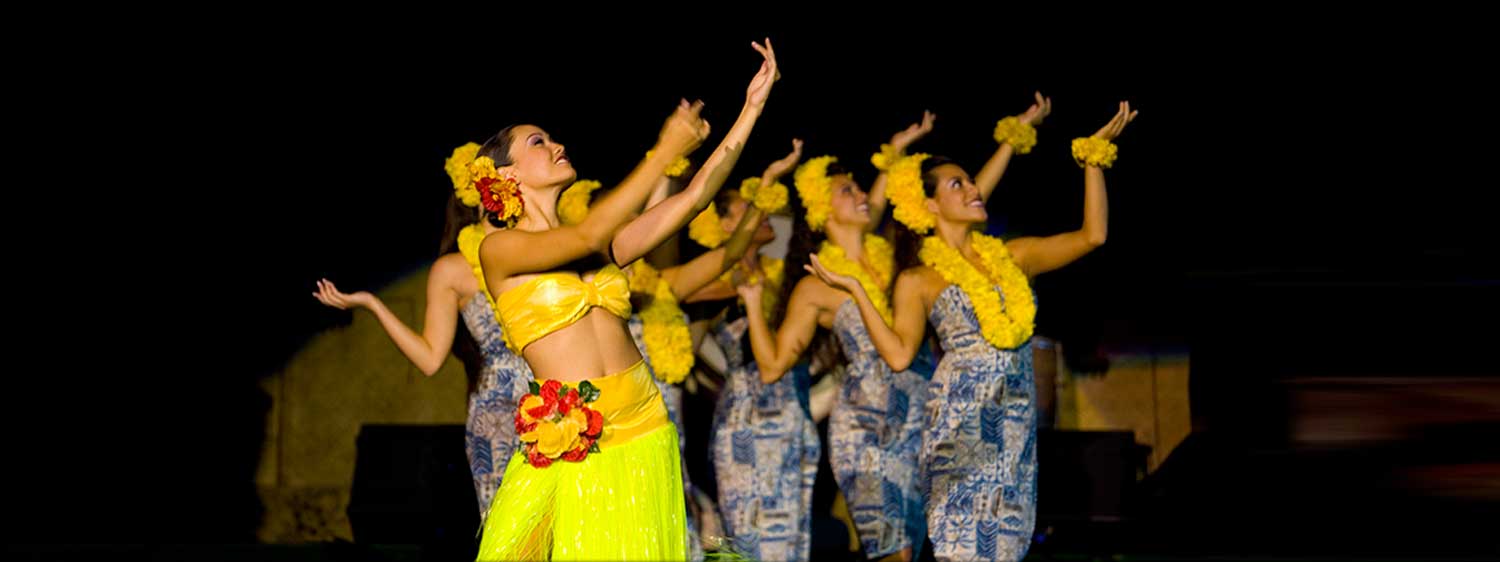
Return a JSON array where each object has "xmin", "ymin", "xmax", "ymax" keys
[
  {"xmin": 514, "ymin": 379, "xmax": 605, "ymax": 468},
  {"xmin": 468, "ymin": 155, "xmax": 525, "ymax": 224}
]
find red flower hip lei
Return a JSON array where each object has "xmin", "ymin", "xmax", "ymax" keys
[{"xmin": 513, "ymin": 379, "xmax": 605, "ymax": 468}]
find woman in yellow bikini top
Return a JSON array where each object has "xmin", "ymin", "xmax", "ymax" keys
[{"xmin": 471, "ymin": 40, "xmax": 781, "ymax": 561}]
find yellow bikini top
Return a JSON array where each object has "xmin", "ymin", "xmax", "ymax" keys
[{"xmin": 493, "ymin": 264, "xmax": 632, "ymax": 353}]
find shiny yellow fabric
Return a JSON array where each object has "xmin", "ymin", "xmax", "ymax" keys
[
  {"xmin": 587, "ymin": 360, "xmax": 672, "ymax": 446},
  {"xmin": 476, "ymin": 360, "xmax": 687, "ymax": 561},
  {"xmin": 494, "ymin": 264, "xmax": 633, "ymax": 353}
]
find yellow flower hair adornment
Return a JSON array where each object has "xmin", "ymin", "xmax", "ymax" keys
[
  {"xmin": 992, "ymin": 117, "xmax": 1038, "ymax": 154},
  {"xmin": 869, "ymin": 143, "xmax": 901, "ymax": 172},
  {"xmin": 919, "ymin": 233, "xmax": 1036, "ymax": 349},
  {"xmin": 887, "ymin": 153, "xmax": 935, "ymax": 234},
  {"xmin": 793, "ymin": 155, "xmax": 837, "ymax": 231},
  {"xmin": 468, "ymin": 156, "xmax": 525, "ymax": 226},
  {"xmin": 1071, "ymin": 137, "xmax": 1118, "ymax": 169},
  {"xmin": 738, "ymin": 177, "xmax": 788, "ymax": 213},
  {"xmin": 688, "ymin": 202, "xmax": 728, "ymax": 248},
  {"xmin": 445, "ymin": 142, "xmax": 482, "ymax": 207},
  {"xmin": 558, "ymin": 179, "xmax": 601, "ymax": 226},
  {"xmin": 644, "ymin": 150, "xmax": 691, "ymax": 178}
]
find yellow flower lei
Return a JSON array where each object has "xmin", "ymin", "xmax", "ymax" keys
[
  {"xmin": 445, "ymin": 142, "xmax": 482, "ymax": 207},
  {"xmin": 869, "ymin": 143, "xmax": 902, "ymax": 172},
  {"xmin": 793, "ymin": 156, "xmax": 837, "ymax": 231},
  {"xmin": 738, "ymin": 177, "xmax": 788, "ymax": 213},
  {"xmin": 919, "ymin": 233, "xmax": 1036, "ymax": 349},
  {"xmin": 626, "ymin": 260, "xmax": 660, "ymax": 294},
  {"xmin": 644, "ymin": 151, "xmax": 691, "ymax": 177},
  {"xmin": 1071, "ymin": 137, "xmax": 1118, "ymax": 169},
  {"xmin": 688, "ymin": 202, "xmax": 728, "ymax": 248},
  {"xmin": 992, "ymin": 117, "xmax": 1038, "ymax": 154},
  {"xmin": 887, "ymin": 153, "xmax": 935, "ymax": 234},
  {"xmin": 628, "ymin": 261, "xmax": 694, "ymax": 384},
  {"xmin": 456, "ymin": 224, "xmax": 493, "ymax": 305},
  {"xmin": 720, "ymin": 255, "xmax": 785, "ymax": 320},
  {"xmin": 459, "ymin": 223, "xmax": 526, "ymax": 351},
  {"xmin": 817, "ymin": 234, "xmax": 894, "ymax": 326},
  {"xmin": 558, "ymin": 179, "xmax": 600, "ymax": 226}
]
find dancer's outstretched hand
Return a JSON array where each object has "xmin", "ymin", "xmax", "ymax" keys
[
  {"xmin": 745, "ymin": 38, "xmax": 780, "ymax": 108},
  {"xmin": 1091, "ymin": 101, "xmax": 1138, "ymax": 141}
]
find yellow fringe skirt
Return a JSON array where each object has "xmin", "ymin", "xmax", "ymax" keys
[{"xmin": 476, "ymin": 360, "xmax": 687, "ymax": 561}]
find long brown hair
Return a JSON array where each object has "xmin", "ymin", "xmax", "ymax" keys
[
  {"xmin": 439, "ymin": 126, "xmax": 520, "ymax": 392},
  {"xmin": 439, "ymin": 125, "xmax": 521, "ymax": 253}
]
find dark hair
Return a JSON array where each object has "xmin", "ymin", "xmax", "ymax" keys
[
  {"xmin": 712, "ymin": 180, "xmax": 742, "ymax": 210},
  {"xmin": 477, "ymin": 125, "xmax": 521, "ymax": 169},
  {"xmin": 895, "ymin": 155, "xmax": 959, "ymax": 271},
  {"xmin": 473, "ymin": 125, "xmax": 522, "ymax": 228},
  {"xmin": 438, "ymin": 125, "xmax": 521, "ymax": 252},
  {"xmin": 823, "ymin": 160, "xmax": 851, "ymax": 181},
  {"xmin": 438, "ymin": 127, "xmax": 522, "ymax": 391},
  {"xmin": 438, "ymin": 192, "xmax": 479, "ymax": 255},
  {"xmin": 778, "ymin": 169, "xmax": 865, "ymax": 375},
  {"xmin": 779, "ymin": 193, "xmax": 816, "ymax": 328},
  {"xmin": 778, "ymin": 159, "xmax": 856, "ymax": 306}
]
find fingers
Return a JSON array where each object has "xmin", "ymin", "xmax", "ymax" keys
[
  {"xmin": 808, "ymin": 254, "xmax": 830, "ymax": 279},
  {"xmin": 786, "ymin": 138, "xmax": 804, "ymax": 160},
  {"xmin": 314, "ymin": 280, "xmax": 344, "ymax": 309}
]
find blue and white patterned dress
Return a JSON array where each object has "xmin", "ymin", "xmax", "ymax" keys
[
  {"xmin": 708, "ymin": 315, "xmax": 820, "ymax": 562},
  {"xmin": 922, "ymin": 285, "xmax": 1037, "ymax": 562},
  {"xmin": 629, "ymin": 313, "xmax": 706, "ymax": 561},
  {"xmin": 828, "ymin": 300, "xmax": 930, "ymax": 558},
  {"xmin": 458, "ymin": 292, "xmax": 534, "ymax": 519}
]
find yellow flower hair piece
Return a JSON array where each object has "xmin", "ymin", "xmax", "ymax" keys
[
  {"xmin": 793, "ymin": 155, "xmax": 837, "ymax": 231},
  {"xmin": 445, "ymin": 142, "xmax": 482, "ymax": 207},
  {"xmin": 558, "ymin": 179, "xmax": 601, "ymax": 226},
  {"xmin": 629, "ymin": 262, "xmax": 694, "ymax": 384},
  {"xmin": 645, "ymin": 150, "xmax": 691, "ymax": 177},
  {"xmin": 688, "ymin": 202, "xmax": 728, "ymax": 248},
  {"xmin": 869, "ymin": 143, "xmax": 901, "ymax": 172},
  {"xmin": 992, "ymin": 117, "xmax": 1038, "ymax": 154},
  {"xmin": 738, "ymin": 177, "xmax": 789, "ymax": 213},
  {"xmin": 1071, "ymin": 137, "xmax": 1118, "ymax": 169},
  {"xmin": 919, "ymin": 233, "xmax": 1036, "ymax": 349},
  {"xmin": 887, "ymin": 153, "xmax": 935, "ymax": 234},
  {"xmin": 816, "ymin": 234, "xmax": 895, "ymax": 326},
  {"xmin": 468, "ymin": 156, "xmax": 525, "ymax": 226}
]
